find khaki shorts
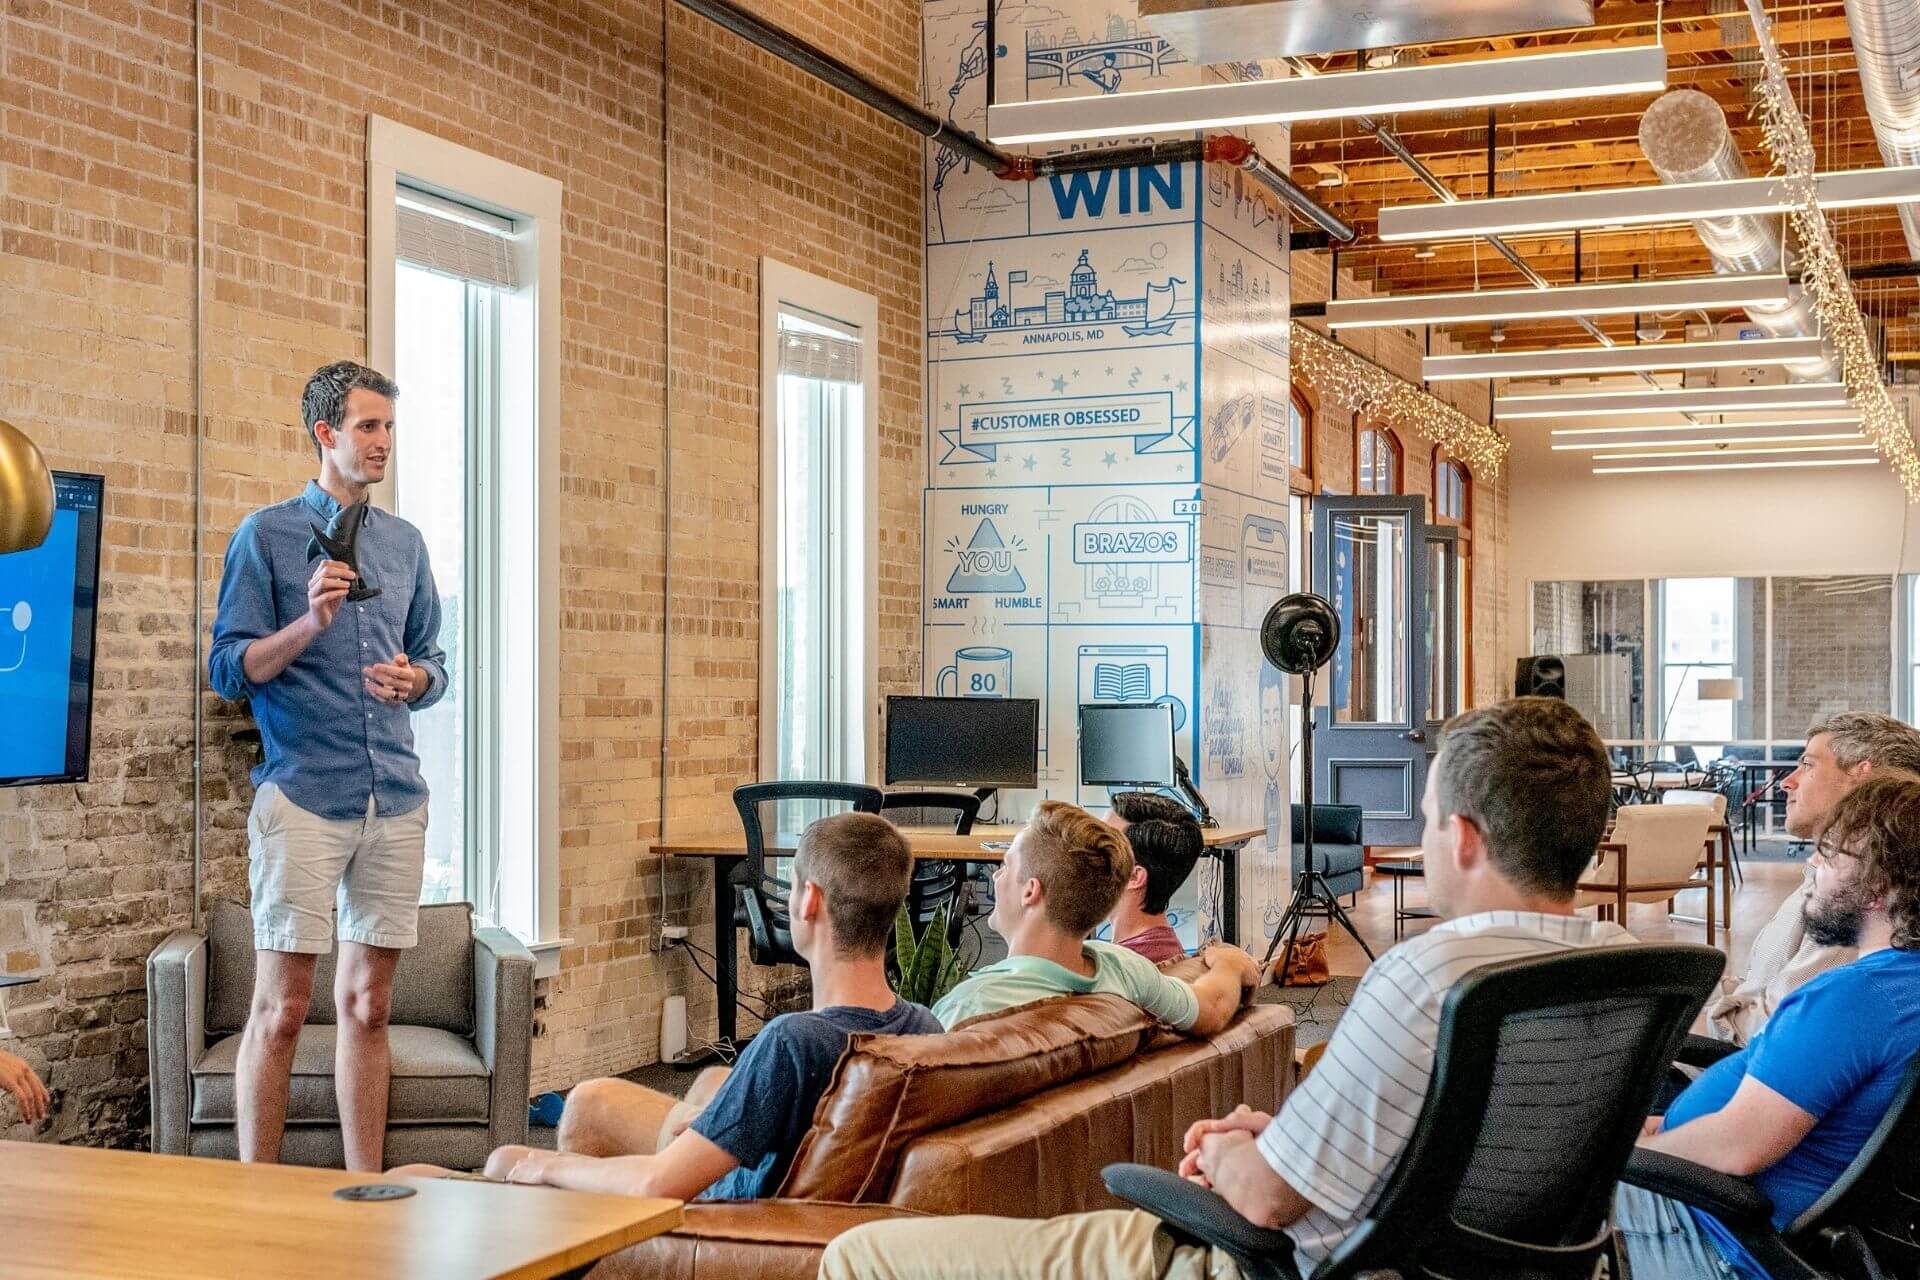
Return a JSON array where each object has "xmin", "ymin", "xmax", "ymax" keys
[{"xmin": 247, "ymin": 782, "xmax": 427, "ymax": 954}]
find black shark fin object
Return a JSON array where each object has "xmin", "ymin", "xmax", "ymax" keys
[{"xmin": 307, "ymin": 501, "xmax": 382, "ymax": 602}]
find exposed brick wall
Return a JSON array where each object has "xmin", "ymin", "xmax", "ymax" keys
[
  {"xmin": 1769, "ymin": 577, "xmax": 1894, "ymax": 734},
  {"xmin": 1, "ymin": 0, "xmax": 923, "ymax": 1142}
]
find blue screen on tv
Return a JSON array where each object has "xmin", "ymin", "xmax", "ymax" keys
[{"xmin": 0, "ymin": 472, "xmax": 104, "ymax": 785}]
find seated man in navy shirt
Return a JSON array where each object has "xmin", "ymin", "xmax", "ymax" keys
[
  {"xmin": 1618, "ymin": 772, "xmax": 1920, "ymax": 1279},
  {"xmin": 425, "ymin": 812, "xmax": 942, "ymax": 1198}
]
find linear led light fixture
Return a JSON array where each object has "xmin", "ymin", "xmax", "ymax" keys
[
  {"xmin": 1497, "ymin": 382, "xmax": 1850, "ymax": 419},
  {"xmin": 1593, "ymin": 443, "xmax": 1878, "ymax": 461},
  {"xmin": 1595, "ymin": 458, "xmax": 1880, "ymax": 475},
  {"xmin": 1380, "ymin": 166, "xmax": 1920, "ymax": 242},
  {"xmin": 1553, "ymin": 432, "xmax": 1866, "ymax": 451},
  {"xmin": 1422, "ymin": 337, "xmax": 1829, "ymax": 382},
  {"xmin": 1551, "ymin": 414, "xmax": 1864, "ymax": 436},
  {"xmin": 985, "ymin": 44, "xmax": 1667, "ymax": 145},
  {"xmin": 1325, "ymin": 274, "xmax": 1790, "ymax": 332}
]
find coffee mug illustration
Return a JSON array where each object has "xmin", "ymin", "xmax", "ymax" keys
[{"xmin": 937, "ymin": 645, "xmax": 1013, "ymax": 698}]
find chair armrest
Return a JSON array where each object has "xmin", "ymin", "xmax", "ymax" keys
[
  {"xmin": 1103, "ymin": 1163, "xmax": 1296, "ymax": 1271},
  {"xmin": 1623, "ymin": 1150, "xmax": 1774, "ymax": 1228},
  {"xmin": 473, "ymin": 926, "xmax": 535, "ymax": 1151},
  {"xmin": 146, "ymin": 929, "xmax": 208, "ymax": 1155},
  {"xmin": 1676, "ymin": 1033, "xmax": 1741, "ymax": 1070}
]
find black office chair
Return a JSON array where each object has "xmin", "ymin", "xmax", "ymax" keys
[
  {"xmin": 1626, "ymin": 1052, "xmax": 1920, "ymax": 1280},
  {"xmin": 1103, "ymin": 945, "xmax": 1726, "ymax": 1280},
  {"xmin": 731, "ymin": 781, "xmax": 885, "ymax": 967},
  {"xmin": 879, "ymin": 790, "xmax": 979, "ymax": 942}
]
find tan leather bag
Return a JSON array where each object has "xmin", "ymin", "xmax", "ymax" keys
[{"xmin": 1273, "ymin": 930, "xmax": 1330, "ymax": 986}]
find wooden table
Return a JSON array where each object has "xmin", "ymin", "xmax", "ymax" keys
[
  {"xmin": 661, "ymin": 823, "xmax": 1264, "ymax": 1047},
  {"xmin": 1, "ymin": 1142, "xmax": 682, "ymax": 1280}
]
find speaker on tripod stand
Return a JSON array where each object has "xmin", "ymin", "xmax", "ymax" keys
[{"xmin": 1257, "ymin": 593, "xmax": 1376, "ymax": 985}]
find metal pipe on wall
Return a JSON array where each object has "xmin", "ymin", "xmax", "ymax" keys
[{"xmin": 670, "ymin": 0, "xmax": 1353, "ymax": 240}]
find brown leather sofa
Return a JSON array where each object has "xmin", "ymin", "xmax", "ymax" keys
[{"xmin": 587, "ymin": 986, "xmax": 1296, "ymax": 1280}]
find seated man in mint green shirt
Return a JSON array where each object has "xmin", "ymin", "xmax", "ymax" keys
[{"xmin": 933, "ymin": 800, "xmax": 1260, "ymax": 1032}]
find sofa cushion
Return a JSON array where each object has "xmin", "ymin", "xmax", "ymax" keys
[
  {"xmin": 191, "ymin": 1023, "xmax": 489, "ymax": 1124},
  {"xmin": 1290, "ymin": 842, "xmax": 1366, "ymax": 877},
  {"xmin": 1292, "ymin": 803, "xmax": 1363, "ymax": 845},
  {"xmin": 204, "ymin": 898, "xmax": 475, "ymax": 1038},
  {"xmin": 776, "ymin": 993, "xmax": 1159, "ymax": 1202},
  {"xmin": 585, "ymin": 1203, "xmax": 929, "ymax": 1280}
]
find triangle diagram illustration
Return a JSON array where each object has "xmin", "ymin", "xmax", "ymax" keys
[{"xmin": 946, "ymin": 518, "xmax": 1028, "ymax": 593}]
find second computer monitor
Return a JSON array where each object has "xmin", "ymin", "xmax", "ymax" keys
[{"xmin": 1079, "ymin": 701, "xmax": 1177, "ymax": 789}]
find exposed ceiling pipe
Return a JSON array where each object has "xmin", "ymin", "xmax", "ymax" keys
[
  {"xmin": 1281, "ymin": 55, "xmax": 1624, "ymax": 366},
  {"xmin": 671, "ymin": 0, "xmax": 1354, "ymax": 242},
  {"xmin": 1637, "ymin": 88, "xmax": 1837, "ymax": 381},
  {"xmin": 1842, "ymin": 0, "xmax": 1920, "ymax": 270}
]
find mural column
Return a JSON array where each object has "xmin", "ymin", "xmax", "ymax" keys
[{"xmin": 921, "ymin": 0, "xmax": 1292, "ymax": 949}]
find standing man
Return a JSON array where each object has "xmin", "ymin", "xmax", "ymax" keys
[{"xmin": 209, "ymin": 361, "xmax": 447, "ymax": 1171}]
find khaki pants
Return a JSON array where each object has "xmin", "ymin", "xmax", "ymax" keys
[{"xmin": 819, "ymin": 1209, "xmax": 1244, "ymax": 1280}]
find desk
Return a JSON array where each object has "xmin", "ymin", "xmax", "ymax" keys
[
  {"xmin": 1736, "ymin": 760, "xmax": 1799, "ymax": 851},
  {"xmin": 662, "ymin": 823, "xmax": 1264, "ymax": 1047},
  {"xmin": 0, "ymin": 1141, "xmax": 682, "ymax": 1280}
]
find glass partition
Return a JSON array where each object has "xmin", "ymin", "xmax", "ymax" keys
[{"xmin": 1531, "ymin": 579, "xmax": 1644, "ymax": 743}]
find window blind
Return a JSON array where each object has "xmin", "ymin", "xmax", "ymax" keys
[
  {"xmin": 396, "ymin": 188, "xmax": 518, "ymax": 289},
  {"xmin": 777, "ymin": 312, "xmax": 863, "ymax": 384}
]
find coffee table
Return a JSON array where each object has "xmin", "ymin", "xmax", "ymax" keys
[{"xmin": 1, "ymin": 1142, "xmax": 682, "ymax": 1280}]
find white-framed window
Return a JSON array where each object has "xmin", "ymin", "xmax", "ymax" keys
[
  {"xmin": 759, "ymin": 259, "xmax": 879, "ymax": 785},
  {"xmin": 367, "ymin": 117, "xmax": 563, "ymax": 972}
]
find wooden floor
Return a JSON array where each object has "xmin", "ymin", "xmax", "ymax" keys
[{"xmin": 1323, "ymin": 859, "xmax": 1805, "ymax": 980}]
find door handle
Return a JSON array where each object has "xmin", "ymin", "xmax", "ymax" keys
[{"xmin": 1403, "ymin": 729, "xmax": 1427, "ymax": 743}]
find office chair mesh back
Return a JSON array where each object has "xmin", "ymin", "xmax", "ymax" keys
[
  {"xmin": 1331, "ymin": 946, "xmax": 1724, "ymax": 1280},
  {"xmin": 731, "ymin": 782, "xmax": 885, "ymax": 967},
  {"xmin": 878, "ymin": 792, "xmax": 977, "ymax": 936}
]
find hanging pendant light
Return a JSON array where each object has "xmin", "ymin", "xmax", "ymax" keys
[{"xmin": 0, "ymin": 419, "xmax": 54, "ymax": 555}]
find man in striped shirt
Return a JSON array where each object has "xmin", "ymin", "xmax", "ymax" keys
[{"xmin": 821, "ymin": 697, "xmax": 1634, "ymax": 1280}]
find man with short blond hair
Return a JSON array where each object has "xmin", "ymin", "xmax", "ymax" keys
[
  {"xmin": 1704, "ymin": 711, "xmax": 1920, "ymax": 1043},
  {"xmin": 930, "ymin": 800, "xmax": 1259, "ymax": 1035}
]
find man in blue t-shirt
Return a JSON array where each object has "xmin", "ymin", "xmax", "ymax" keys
[
  {"xmin": 1617, "ymin": 772, "xmax": 1920, "ymax": 1279},
  {"xmin": 399, "ymin": 812, "xmax": 941, "ymax": 1198}
]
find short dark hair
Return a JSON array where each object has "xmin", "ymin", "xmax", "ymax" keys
[
  {"xmin": 791, "ymin": 813, "xmax": 914, "ymax": 958},
  {"xmin": 1433, "ymin": 697, "xmax": 1611, "ymax": 898},
  {"xmin": 301, "ymin": 360, "xmax": 398, "ymax": 456},
  {"xmin": 1820, "ymin": 772, "xmax": 1920, "ymax": 950},
  {"xmin": 1108, "ymin": 791, "xmax": 1191, "ymax": 825},
  {"xmin": 1022, "ymin": 800, "xmax": 1134, "ymax": 937},
  {"xmin": 1124, "ymin": 816, "xmax": 1204, "ymax": 914}
]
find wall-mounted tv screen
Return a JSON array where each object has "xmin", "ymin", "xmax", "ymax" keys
[{"xmin": 0, "ymin": 471, "xmax": 105, "ymax": 786}]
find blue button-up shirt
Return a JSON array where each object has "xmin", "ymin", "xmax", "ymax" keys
[{"xmin": 209, "ymin": 482, "xmax": 448, "ymax": 820}]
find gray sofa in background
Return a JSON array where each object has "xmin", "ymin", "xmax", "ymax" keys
[
  {"xmin": 147, "ymin": 899, "xmax": 533, "ymax": 1168},
  {"xmin": 1291, "ymin": 803, "xmax": 1367, "ymax": 901}
]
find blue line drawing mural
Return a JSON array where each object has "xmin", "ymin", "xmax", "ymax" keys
[
  {"xmin": 937, "ymin": 644, "xmax": 1014, "ymax": 697},
  {"xmin": 1207, "ymin": 393, "xmax": 1255, "ymax": 465},
  {"xmin": 941, "ymin": 249, "xmax": 1188, "ymax": 349},
  {"xmin": 1071, "ymin": 494, "xmax": 1193, "ymax": 610},
  {"xmin": 945, "ymin": 518, "xmax": 1030, "ymax": 593},
  {"xmin": 1025, "ymin": 18, "xmax": 1185, "ymax": 90},
  {"xmin": 940, "ymin": 389, "xmax": 1191, "ymax": 470}
]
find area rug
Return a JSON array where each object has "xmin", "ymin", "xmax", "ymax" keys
[{"xmin": 1256, "ymin": 975, "xmax": 1362, "ymax": 1050}]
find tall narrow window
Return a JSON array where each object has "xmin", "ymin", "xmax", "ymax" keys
[
  {"xmin": 761, "ymin": 260, "xmax": 879, "ymax": 794},
  {"xmin": 1356, "ymin": 426, "xmax": 1401, "ymax": 495},
  {"xmin": 1287, "ymin": 386, "xmax": 1315, "ymax": 492},
  {"xmin": 1658, "ymin": 577, "xmax": 1738, "ymax": 746},
  {"xmin": 391, "ymin": 187, "xmax": 537, "ymax": 929}
]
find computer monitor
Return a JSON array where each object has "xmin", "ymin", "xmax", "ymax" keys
[
  {"xmin": 884, "ymin": 696, "xmax": 1039, "ymax": 788},
  {"xmin": 1, "ymin": 471, "xmax": 105, "ymax": 786},
  {"xmin": 1079, "ymin": 702, "xmax": 1177, "ymax": 789}
]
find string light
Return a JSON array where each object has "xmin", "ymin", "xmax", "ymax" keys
[
  {"xmin": 1291, "ymin": 323, "xmax": 1511, "ymax": 476},
  {"xmin": 1744, "ymin": 0, "xmax": 1920, "ymax": 499}
]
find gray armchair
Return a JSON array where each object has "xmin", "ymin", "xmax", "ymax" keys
[{"xmin": 147, "ymin": 898, "xmax": 533, "ymax": 1168}]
